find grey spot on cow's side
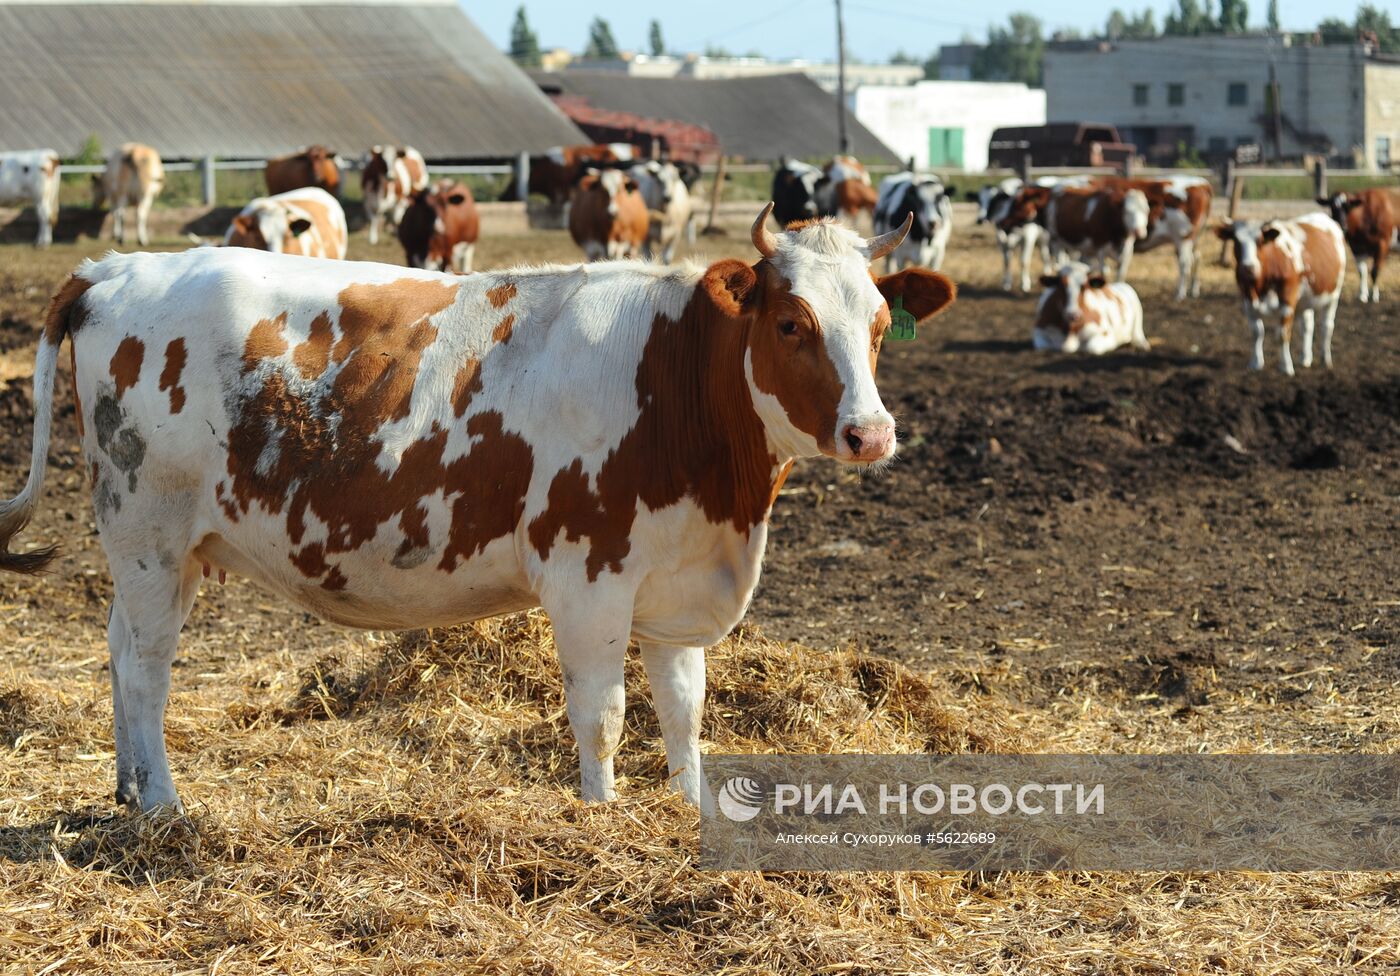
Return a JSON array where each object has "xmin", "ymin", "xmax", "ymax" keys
[
  {"xmin": 391, "ymin": 546, "xmax": 433, "ymax": 570},
  {"xmin": 93, "ymin": 384, "xmax": 147, "ymax": 493},
  {"xmin": 94, "ymin": 474, "xmax": 122, "ymax": 520},
  {"xmin": 137, "ymin": 559, "xmax": 148, "ymax": 571}
]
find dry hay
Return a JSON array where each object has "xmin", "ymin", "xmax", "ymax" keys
[{"xmin": 0, "ymin": 613, "xmax": 1394, "ymax": 974}]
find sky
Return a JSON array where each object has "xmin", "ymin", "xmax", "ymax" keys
[{"xmin": 465, "ymin": 0, "xmax": 1365, "ymax": 64}]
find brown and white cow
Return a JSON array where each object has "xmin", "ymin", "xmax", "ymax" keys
[
  {"xmin": 398, "ymin": 178, "xmax": 480, "ymax": 273},
  {"xmin": 0, "ymin": 149, "xmax": 60, "ymax": 247},
  {"xmin": 1033, "ymin": 262, "xmax": 1147, "ymax": 355},
  {"xmin": 1318, "ymin": 188, "xmax": 1400, "ymax": 303},
  {"xmin": 362, "ymin": 145, "xmax": 429, "ymax": 246},
  {"xmin": 1215, "ymin": 214, "xmax": 1346, "ymax": 374},
  {"xmin": 224, "ymin": 187, "xmax": 348, "ymax": 260},
  {"xmin": 92, "ymin": 143, "xmax": 165, "ymax": 247},
  {"xmin": 568, "ymin": 168, "xmax": 648, "ymax": 261},
  {"xmin": 507, "ymin": 143, "xmax": 637, "ymax": 207},
  {"xmin": 1100, "ymin": 175, "xmax": 1214, "ymax": 299},
  {"xmin": 824, "ymin": 155, "xmax": 878, "ymax": 228},
  {"xmin": 630, "ymin": 160, "xmax": 693, "ymax": 264},
  {"xmin": 265, "ymin": 146, "xmax": 340, "ymax": 198},
  {"xmin": 1, "ymin": 206, "xmax": 954, "ymax": 815},
  {"xmin": 1004, "ymin": 183, "xmax": 1148, "ymax": 279}
]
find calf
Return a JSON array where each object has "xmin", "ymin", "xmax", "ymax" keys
[
  {"xmin": 630, "ymin": 160, "xmax": 693, "ymax": 264},
  {"xmin": 224, "ymin": 187, "xmax": 348, "ymax": 260},
  {"xmin": 873, "ymin": 172, "xmax": 952, "ymax": 272},
  {"xmin": 398, "ymin": 178, "xmax": 480, "ymax": 273},
  {"xmin": 92, "ymin": 143, "xmax": 164, "ymax": 247},
  {"xmin": 568, "ymin": 168, "xmax": 647, "ymax": 261},
  {"xmin": 1318, "ymin": 188, "xmax": 1400, "ymax": 303},
  {"xmin": 362, "ymin": 145, "xmax": 429, "ymax": 246},
  {"xmin": 1033, "ymin": 262, "xmax": 1147, "ymax": 355},
  {"xmin": 2, "ymin": 206, "xmax": 955, "ymax": 814},
  {"xmin": 265, "ymin": 146, "xmax": 340, "ymax": 197},
  {"xmin": 0, "ymin": 149, "xmax": 60, "ymax": 247},
  {"xmin": 1215, "ymin": 215, "xmax": 1346, "ymax": 374}
]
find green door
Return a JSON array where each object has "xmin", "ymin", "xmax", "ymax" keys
[{"xmin": 928, "ymin": 127, "xmax": 965, "ymax": 168}]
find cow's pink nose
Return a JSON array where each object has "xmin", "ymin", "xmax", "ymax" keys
[{"xmin": 841, "ymin": 423, "xmax": 895, "ymax": 461}]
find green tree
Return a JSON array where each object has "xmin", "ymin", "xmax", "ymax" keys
[
  {"xmin": 922, "ymin": 51, "xmax": 941, "ymax": 79},
  {"xmin": 889, "ymin": 49, "xmax": 921, "ymax": 65},
  {"xmin": 648, "ymin": 18, "xmax": 665, "ymax": 56},
  {"xmin": 1316, "ymin": 16, "xmax": 1351, "ymax": 43},
  {"xmin": 973, "ymin": 13, "xmax": 1044, "ymax": 86},
  {"xmin": 1106, "ymin": 9, "xmax": 1128, "ymax": 39},
  {"xmin": 1217, "ymin": 0, "xmax": 1248, "ymax": 33},
  {"xmin": 1266, "ymin": 0, "xmax": 1280, "ymax": 32},
  {"xmin": 509, "ymin": 6, "xmax": 541, "ymax": 67},
  {"xmin": 1354, "ymin": 3, "xmax": 1400, "ymax": 49},
  {"xmin": 1165, "ymin": 0, "xmax": 1211, "ymax": 35},
  {"xmin": 1125, "ymin": 8, "xmax": 1159, "ymax": 37},
  {"xmin": 584, "ymin": 17, "xmax": 619, "ymax": 60}
]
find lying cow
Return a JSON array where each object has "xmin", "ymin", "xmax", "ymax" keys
[
  {"xmin": 398, "ymin": 178, "xmax": 479, "ymax": 273},
  {"xmin": 630, "ymin": 160, "xmax": 693, "ymax": 264},
  {"xmin": 873, "ymin": 172, "xmax": 952, "ymax": 272},
  {"xmin": 224, "ymin": 187, "xmax": 348, "ymax": 260},
  {"xmin": 1215, "ymin": 215, "xmax": 1345, "ymax": 374},
  {"xmin": 971, "ymin": 177, "xmax": 1053, "ymax": 292},
  {"xmin": 1318, "ymin": 188, "xmax": 1400, "ymax": 303},
  {"xmin": 1033, "ymin": 262, "xmax": 1147, "ymax": 355},
  {"xmin": 362, "ymin": 145, "xmax": 429, "ymax": 246},
  {"xmin": 0, "ymin": 149, "xmax": 60, "ymax": 247},
  {"xmin": 2, "ymin": 205, "xmax": 955, "ymax": 815},
  {"xmin": 568, "ymin": 168, "xmax": 647, "ymax": 261},
  {"xmin": 265, "ymin": 145, "xmax": 340, "ymax": 197},
  {"xmin": 92, "ymin": 143, "xmax": 164, "ymax": 247}
]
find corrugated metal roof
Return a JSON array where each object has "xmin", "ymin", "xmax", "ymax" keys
[
  {"xmin": 0, "ymin": 2, "xmax": 585, "ymax": 158},
  {"xmin": 533, "ymin": 71, "xmax": 896, "ymax": 163}
]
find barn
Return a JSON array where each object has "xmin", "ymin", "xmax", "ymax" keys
[
  {"xmin": 534, "ymin": 70, "xmax": 896, "ymax": 162},
  {"xmin": 0, "ymin": 0, "xmax": 584, "ymax": 159}
]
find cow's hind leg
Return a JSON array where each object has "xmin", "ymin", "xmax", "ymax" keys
[
  {"xmin": 1278, "ymin": 310, "xmax": 1296, "ymax": 376},
  {"xmin": 1174, "ymin": 240, "xmax": 1193, "ymax": 300},
  {"xmin": 109, "ymin": 557, "xmax": 202, "ymax": 812},
  {"xmin": 1357, "ymin": 256, "xmax": 1373, "ymax": 303},
  {"xmin": 1299, "ymin": 308, "xmax": 1316, "ymax": 369},
  {"xmin": 640, "ymin": 642, "xmax": 714, "ymax": 815},
  {"xmin": 1319, "ymin": 295, "xmax": 1340, "ymax": 368},
  {"xmin": 547, "ymin": 590, "xmax": 633, "ymax": 802}
]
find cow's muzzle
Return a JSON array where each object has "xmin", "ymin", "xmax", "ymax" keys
[{"xmin": 838, "ymin": 421, "xmax": 896, "ymax": 464}]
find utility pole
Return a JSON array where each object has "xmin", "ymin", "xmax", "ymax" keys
[{"xmin": 835, "ymin": 0, "xmax": 849, "ymax": 154}]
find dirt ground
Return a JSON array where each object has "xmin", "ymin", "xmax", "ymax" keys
[{"xmin": 0, "ymin": 211, "xmax": 1397, "ymax": 973}]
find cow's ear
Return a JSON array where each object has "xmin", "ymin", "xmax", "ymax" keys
[
  {"xmin": 702, "ymin": 259, "xmax": 759, "ymax": 317},
  {"xmin": 1039, "ymin": 274, "xmax": 1060, "ymax": 288},
  {"xmin": 876, "ymin": 268, "xmax": 956, "ymax": 322},
  {"xmin": 1261, "ymin": 226, "xmax": 1281, "ymax": 242},
  {"xmin": 1088, "ymin": 275, "xmax": 1107, "ymax": 288},
  {"xmin": 447, "ymin": 193, "xmax": 467, "ymax": 205},
  {"xmin": 1346, "ymin": 198, "xmax": 1365, "ymax": 211},
  {"xmin": 1214, "ymin": 223, "xmax": 1234, "ymax": 240},
  {"xmin": 944, "ymin": 183, "xmax": 957, "ymax": 196},
  {"xmin": 1315, "ymin": 197, "xmax": 1332, "ymax": 207},
  {"xmin": 288, "ymin": 218, "xmax": 312, "ymax": 237}
]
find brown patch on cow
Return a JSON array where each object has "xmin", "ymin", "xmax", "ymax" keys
[
  {"xmin": 109, "ymin": 337, "xmax": 144, "ymax": 398},
  {"xmin": 451, "ymin": 361, "xmax": 482, "ymax": 417},
  {"xmin": 768, "ymin": 460, "xmax": 794, "ymax": 508},
  {"xmin": 492, "ymin": 314, "xmax": 516, "ymax": 345},
  {"xmin": 1299, "ymin": 223, "xmax": 1343, "ymax": 296},
  {"xmin": 159, "ymin": 338, "xmax": 187, "ymax": 413},
  {"xmin": 44, "ymin": 273, "xmax": 93, "ymax": 345},
  {"xmin": 527, "ymin": 267, "xmax": 786, "ymax": 580},
  {"xmin": 223, "ymin": 277, "xmax": 522, "ymax": 588},
  {"xmin": 225, "ymin": 214, "xmax": 268, "ymax": 252},
  {"xmin": 292, "ymin": 194, "xmax": 341, "ymax": 258},
  {"xmin": 293, "ymin": 311, "xmax": 334, "ymax": 379},
  {"xmin": 487, "ymin": 282, "xmax": 517, "ymax": 308}
]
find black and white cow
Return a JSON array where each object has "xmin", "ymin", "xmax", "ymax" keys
[
  {"xmin": 771, "ymin": 158, "xmax": 832, "ymax": 227},
  {"xmin": 873, "ymin": 172, "xmax": 953, "ymax": 272},
  {"xmin": 969, "ymin": 176, "xmax": 1054, "ymax": 293}
]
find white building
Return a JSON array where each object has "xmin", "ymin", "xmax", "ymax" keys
[
  {"xmin": 562, "ymin": 53, "xmax": 923, "ymax": 95},
  {"xmin": 855, "ymin": 81, "xmax": 1047, "ymax": 171}
]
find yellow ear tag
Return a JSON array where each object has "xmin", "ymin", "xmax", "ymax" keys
[{"xmin": 890, "ymin": 296, "xmax": 917, "ymax": 341}]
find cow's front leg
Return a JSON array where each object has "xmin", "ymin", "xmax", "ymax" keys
[
  {"xmin": 547, "ymin": 590, "xmax": 634, "ymax": 802},
  {"xmin": 1299, "ymin": 308, "xmax": 1316, "ymax": 369},
  {"xmin": 1245, "ymin": 300, "xmax": 1265, "ymax": 371},
  {"xmin": 1358, "ymin": 257, "xmax": 1373, "ymax": 303},
  {"xmin": 639, "ymin": 642, "xmax": 714, "ymax": 815},
  {"xmin": 1173, "ymin": 241, "xmax": 1193, "ymax": 300},
  {"xmin": 1278, "ymin": 309, "xmax": 1296, "ymax": 376}
]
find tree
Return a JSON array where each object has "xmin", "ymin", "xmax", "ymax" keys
[
  {"xmin": 1354, "ymin": 3, "xmax": 1400, "ymax": 49},
  {"xmin": 1106, "ymin": 9, "xmax": 1128, "ymax": 39},
  {"xmin": 1165, "ymin": 0, "xmax": 1211, "ymax": 35},
  {"xmin": 1266, "ymin": 0, "xmax": 1280, "ymax": 33},
  {"xmin": 889, "ymin": 49, "xmax": 921, "ymax": 65},
  {"xmin": 973, "ymin": 13, "xmax": 1044, "ymax": 86},
  {"xmin": 922, "ymin": 52, "xmax": 941, "ymax": 79},
  {"xmin": 584, "ymin": 17, "xmax": 619, "ymax": 60},
  {"xmin": 1125, "ymin": 8, "xmax": 1158, "ymax": 37},
  {"xmin": 1217, "ymin": 0, "xmax": 1248, "ymax": 33},
  {"xmin": 509, "ymin": 6, "xmax": 541, "ymax": 67},
  {"xmin": 648, "ymin": 19, "xmax": 665, "ymax": 57}
]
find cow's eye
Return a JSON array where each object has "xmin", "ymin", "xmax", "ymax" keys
[{"xmin": 779, "ymin": 321, "xmax": 799, "ymax": 337}]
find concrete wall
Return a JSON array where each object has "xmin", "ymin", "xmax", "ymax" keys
[
  {"xmin": 1364, "ymin": 62, "xmax": 1400, "ymax": 170},
  {"xmin": 1044, "ymin": 37, "xmax": 1371, "ymax": 163},
  {"xmin": 855, "ymin": 81, "xmax": 1047, "ymax": 171}
]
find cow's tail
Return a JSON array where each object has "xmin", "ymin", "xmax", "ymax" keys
[{"xmin": 0, "ymin": 271, "xmax": 91, "ymax": 574}]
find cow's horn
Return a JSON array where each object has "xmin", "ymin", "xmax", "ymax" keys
[
  {"xmin": 866, "ymin": 213, "xmax": 913, "ymax": 261},
  {"xmin": 752, "ymin": 203, "xmax": 778, "ymax": 258}
]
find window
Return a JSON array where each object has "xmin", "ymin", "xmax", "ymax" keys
[
  {"xmin": 1133, "ymin": 84, "xmax": 1149, "ymax": 106},
  {"xmin": 1227, "ymin": 82, "xmax": 1248, "ymax": 106},
  {"xmin": 1167, "ymin": 83, "xmax": 1185, "ymax": 106},
  {"xmin": 1208, "ymin": 136, "xmax": 1227, "ymax": 152},
  {"xmin": 1379, "ymin": 136, "xmax": 1393, "ymax": 169}
]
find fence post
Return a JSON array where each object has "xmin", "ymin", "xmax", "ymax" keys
[
  {"xmin": 1220, "ymin": 163, "xmax": 1245, "ymax": 266},
  {"xmin": 201, "ymin": 155, "xmax": 216, "ymax": 207},
  {"xmin": 1124, "ymin": 154, "xmax": 1136, "ymax": 180},
  {"xmin": 704, "ymin": 155, "xmax": 727, "ymax": 234},
  {"xmin": 514, "ymin": 151, "xmax": 530, "ymax": 203},
  {"xmin": 1312, "ymin": 156, "xmax": 1327, "ymax": 199},
  {"xmin": 1018, "ymin": 152, "xmax": 1032, "ymax": 184}
]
